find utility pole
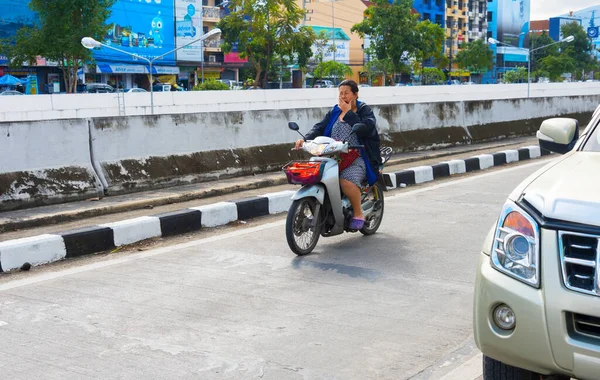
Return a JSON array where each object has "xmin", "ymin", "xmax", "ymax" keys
[{"xmin": 331, "ymin": 0, "xmax": 336, "ymax": 63}]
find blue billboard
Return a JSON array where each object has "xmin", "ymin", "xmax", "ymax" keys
[
  {"xmin": 0, "ymin": 0, "xmax": 37, "ymax": 41},
  {"xmin": 95, "ymin": 0, "xmax": 176, "ymax": 65},
  {"xmin": 0, "ymin": 0, "xmax": 37, "ymax": 65}
]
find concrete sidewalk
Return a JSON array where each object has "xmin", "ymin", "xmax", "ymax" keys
[{"xmin": 0, "ymin": 136, "xmax": 539, "ymax": 236}]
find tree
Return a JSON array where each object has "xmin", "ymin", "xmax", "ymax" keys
[
  {"xmin": 193, "ymin": 79, "xmax": 231, "ymax": 91},
  {"xmin": 413, "ymin": 21, "xmax": 446, "ymax": 84},
  {"xmin": 560, "ymin": 22, "xmax": 594, "ymax": 80},
  {"xmin": 364, "ymin": 58, "xmax": 394, "ymax": 86},
  {"xmin": 502, "ymin": 67, "xmax": 528, "ymax": 84},
  {"xmin": 308, "ymin": 31, "xmax": 335, "ymax": 85},
  {"xmin": 421, "ymin": 68, "xmax": 445, "ymax": 85},
  {"xmin": 530, "ymin": 32, "xmax": 558, "ymax": 73},
  {"xmin": 313, "ymin": 61, "xmax": 353, "ymax": 84},
  {"xmin": 351, "ymin": 0, "xmax": 419, "ymax": 84},
  {"xmin": 454, "ymin": 39, "xmax": 494, "ymax": 77},
  {"xmin": 217, "ymin": 0, "xmax": 315, "ymax": 88},
  {"xmin": 540, "ymin": 54, "xmax": 575, "ymax": 82},
  {"xmin": 0, "ymin": 0, "xmax": 115, "ymax": 93}
]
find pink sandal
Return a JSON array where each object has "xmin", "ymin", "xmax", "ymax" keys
[{"xmin": 349, "ymin": 217, "xmax": 365, "ymax": 230}]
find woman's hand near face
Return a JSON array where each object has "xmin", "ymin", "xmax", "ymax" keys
[{"xmin": 338, "ymin": 97, "xmax": 352, "ymax": 113}]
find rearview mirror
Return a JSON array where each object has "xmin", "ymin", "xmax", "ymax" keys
[
  {"xmin": 288, "ymin": 122, "xmax": 300, "ymax": 131},
  {"xmin": 351, "ymin": 123, "xmax": 369, "ymax": 136},
  {"xmin": 536, "ymin": 118, "xmax": 579, "ymax": 155}
]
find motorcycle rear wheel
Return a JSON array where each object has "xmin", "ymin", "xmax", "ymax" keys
[
  {"xmin": 360, "ymin": 182, "xmax": 385, "ymax": 236},
  {"xmin": 286, "ymin": 198, "xmax": 322, "ymax": 255}
]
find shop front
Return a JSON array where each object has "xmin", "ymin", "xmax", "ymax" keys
[{"xmin": 86, "ymin": 63, "xmax": 180, "ymax": 90}]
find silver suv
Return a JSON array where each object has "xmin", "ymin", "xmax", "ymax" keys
[{"xmin": 474, "ymin": 106, "xmax": 600, "ymax": 379}]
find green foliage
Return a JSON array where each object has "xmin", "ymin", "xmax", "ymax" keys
[
  {"xmin": 414, "ymin": 20, "xmax": 446, "ymax": 82},
  {"xmin": 193, "ymin": 79, "xmax": 231, "ymax": 91},
  {"xmin": 540, "ymin": 54, "xmax": 575, "ymax": 82},
  {"xmin": 351, "ymin": 0, "xmax": 418, "ymax": 83},
  {"xmin": 217, "ymin": 0, "xmax": 315, "ymax": 88},
  {"xmin": 313, "ymin": 60, "xmax": 353, "ymax": 83},
  {"xmin": 560, "ymin": 22, "xmax": 594, "ymax": 76},
  {"xmin": 454, "ymin": 39, "xmax": 494, "ymax": 74},
  {"xmin": 0, "ymin": 0, "xmax": 115, "ymax": 93},
  {"xmin": 502, "ymin": 67, "xmax": 528, "ymax": 83},
  {"xmin": 530, "ymin": 32, "xmax": 558, "ymax": 72},
  {"xmin": 421, "ymin": 67, "xmax": 445, "ymax": 85}
]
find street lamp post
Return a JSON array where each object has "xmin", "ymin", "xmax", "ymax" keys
[
  {"xmin": 81, "ymin": 28, "xmax": 221, "ymax": 115},
  {"xmin": 488, "ymin": 35, "xmax": 574, "ymax": 98}
]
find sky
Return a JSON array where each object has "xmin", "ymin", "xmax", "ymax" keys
[{"xmin": 530, "ymin": 0, "xmax": 599, "ymax": 20}]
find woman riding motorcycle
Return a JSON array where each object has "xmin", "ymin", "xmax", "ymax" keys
[{"xmin": 295, "ymin": 79, "xmax": 382, "ymax": 230}]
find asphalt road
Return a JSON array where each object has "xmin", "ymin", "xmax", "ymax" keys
[{"xmin": 0, "ymin": 159, "xmax": 552, "ymax": 380}]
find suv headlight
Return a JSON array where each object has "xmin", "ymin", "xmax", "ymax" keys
[{"xmin": 491, "ymin": 200, "xmax": 540, "ymax": 288}]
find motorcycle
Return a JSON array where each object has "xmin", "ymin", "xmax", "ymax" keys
[{"xmin": 283, "ymin": 121, "xmax": 393, "ymax": 256}]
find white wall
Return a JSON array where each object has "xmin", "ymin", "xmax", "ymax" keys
[
  {"xmin": 0, "ymin": 119, "xmax": 103, "ymax": 206},
  {"xmin": 2, "ymin": 83, "xmax": 600, "ymax": 123},
  {"xmin": 1, "ymin": 119, "xmax": 92, "ymax": 173}
]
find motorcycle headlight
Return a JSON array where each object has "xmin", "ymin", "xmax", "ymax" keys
[
  {"xmin": 491, "ymin": 200, "xmax": 540, "ymax": 288},
  {"xmin": 308, "ymin": 143, "xmax": 329, "ymax": 156}
]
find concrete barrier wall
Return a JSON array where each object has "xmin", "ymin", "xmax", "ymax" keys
[
  {"xmin": 1, "ymin": 93, "xmax": 599, "ymax": 210},
  {"xmin": 90, "ymin": 95, "xmax": 600, "ymax": 195},
  {"xmin": 0, "ymin": 119, "xmax": 104, "ymax": 210},
  {"xmin": 2, "ymin": 83, "xmax": 600, "ymax": 122},
  {"xmin": 89, "ymin": 110, "xmax": 316, "ymax": 193}
]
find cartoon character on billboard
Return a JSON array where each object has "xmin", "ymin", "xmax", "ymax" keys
[{"xmin": 149, "ymin": 12, "xmax": 165, "ymax": 48}]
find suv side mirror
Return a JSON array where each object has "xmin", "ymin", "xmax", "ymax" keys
[{"xmin": 536, "ymin": 118, "xmax": 579, "ymax": 155}]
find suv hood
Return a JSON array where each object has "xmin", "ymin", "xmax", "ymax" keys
[{"xmin": 519, "ymin": 152, "xmax": 600, "ymax": 227}]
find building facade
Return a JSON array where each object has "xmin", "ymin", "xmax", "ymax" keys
[
  {"xmin": 446, "ymin": 0, "xmax": 469, "ymax": 75},
  {"xmin": 413, "ymin": 0, "xmax": 446, "ymax": 27},
  {"xmin": 297, "ymin": 0, "xmax": 367, "ymax": 84},
  {"xmin": 467, "ymin": 0, "xmax": 488, "ymax": 42},
  {"xmin": 482, "ymin": 0, "xmax": 530, "ymax": 84}
]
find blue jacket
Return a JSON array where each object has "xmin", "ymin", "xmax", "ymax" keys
[{"xmin": 305, "ymin": 101, "xmax": 381, "ymax": 186}]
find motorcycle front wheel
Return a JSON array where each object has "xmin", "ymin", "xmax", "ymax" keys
[
  {"xmin": 361, "ymin": 182, "xmax": 385, "ymax": 236},
  {"xmin": 286, "ymin": 198, "xmax": 322, "ymax": 256}
]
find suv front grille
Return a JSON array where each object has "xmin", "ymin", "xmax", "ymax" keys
[
  {"xmin": 558, "ymin": 231, "xmax": 600, "ymax": 296},
  {"xmin": 573, "ymin": 313, "xmax": 600, "ymax": 340}
]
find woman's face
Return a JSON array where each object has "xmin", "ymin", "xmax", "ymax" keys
[{"xmin": 339, "ymin": 85, "xmax": 358, "ymax": 105}]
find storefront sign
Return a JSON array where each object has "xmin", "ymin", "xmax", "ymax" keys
[
  {"xmin": 176, "ymin": 0, "xmax": 204, "ymax": 62},
  {"xmin": 224, "ymin": 52, "xmax": 248, "ymax": 63},
  {"xmin": 96, "ymin": 63, "xmax": 180, "ymax": 74},
  {"xmin": 26, "ymin": 74, "xmax": 39, "ymax": 95}
]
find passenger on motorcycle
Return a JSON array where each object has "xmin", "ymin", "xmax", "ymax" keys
[{"xmin": 295, "ymin": 80, "xmax": 382, "ymax": 230}]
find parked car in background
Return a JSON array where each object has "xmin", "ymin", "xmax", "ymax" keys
[
  {"xmin": 313, "ymin": 80, "xmax": 335, "ymax": 88},
  {"xmin": 474, "ymin": 108, "xmax": 600, "ymax": 380},
  {"xmin": 86, "ymin": 83, "xmax": 115, "ymax": 93},
  {"xmin": 0, "ymin": 90, "xmax": 24, "ymax": 95},
  {"xmin": 126, "ymin": 88, "xmax": 147, "ymax": 93}
]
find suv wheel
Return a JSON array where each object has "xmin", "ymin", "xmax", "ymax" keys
[{"xmin": 483, "ymin": 356, "xmax": 569, "ymax": 380}]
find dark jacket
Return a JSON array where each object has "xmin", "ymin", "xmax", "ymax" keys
[{"xmin": 305, "ymin": 101, "xmax": 382, "ymax": 174}]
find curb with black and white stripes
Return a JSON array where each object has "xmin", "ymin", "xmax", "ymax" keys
[
  {"xmin": 382, "ymin": 146, "xmax": 545, "ymax": 190},
  {"xmin": 0, "ymin": 145, "xmax": 547, "ymax": 273}
]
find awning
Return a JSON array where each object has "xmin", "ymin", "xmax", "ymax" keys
[{"xmin": 95, "ymin": 63, "xmax": 180, "ymax": 75}]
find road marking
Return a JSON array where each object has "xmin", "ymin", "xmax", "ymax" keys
[
  {"xmin": 0, "ymin": 159, "xmax": 550, "ymax": 292},
  {"xmin": 439, "ymin": 353, "xmax": 483, "ymax": 380}
]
